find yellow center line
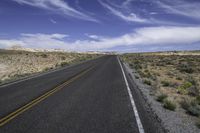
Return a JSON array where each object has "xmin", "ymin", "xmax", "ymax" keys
[{"xmin": 0, "ymin": 67, "xmax": 93, "ymax": 127}]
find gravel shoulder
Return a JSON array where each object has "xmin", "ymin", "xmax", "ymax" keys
[{"xmin": 123, "ymin": 62, "xmax": 200, "ymax": 133}]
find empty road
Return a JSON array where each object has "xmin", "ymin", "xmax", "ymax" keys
[{"xmin": 0, "ymin": 56, "xmax": 165, "ymax": 133}]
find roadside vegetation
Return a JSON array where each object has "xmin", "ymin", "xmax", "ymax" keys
[
  {"xmin": 0, "ymin": 49, "xmax": 100, "ymax": 85},
  {"xmin": 121, "ymin": 51, "xmax": 200, "ymax": 128}
]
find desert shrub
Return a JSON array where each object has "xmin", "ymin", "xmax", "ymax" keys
[
  {"xmin": 156, "ymin": 73, "xmax": 161, "ymax": 76},
  {"xmin": 196, "ymin": 118, "xmax": 200, "ymax": 129},
  {"xmin": 143, "ymin": 80, "xmax": 152, "ymax": 86},
  {"xmin": 177, "ymin": 86, "xmax": 188, "ymax": 95},
  {"xmin": 135, "ymin": 75, "xmax": 139, "ymax": 79},
  {"xmin": 61, "ymin": 56, "xmax": 66, "ymax": 60},
  {"xmin": 196, "ymin": 96, "xmax": 200, "ymax": 105},
  {"xmin": 129, "ymin": 63, "xmax": 134, "ymax": 68},
  {"xmin": 43, "ymin": 67, "xmax": 50, "ymax": 71},
  {"xmin": 177, "ymin": 82, "xmax": 193, "ymax": 95},
  {"xmin": 134, "ymin": 64, "xmax": 142, "ymax": 70},
  {"xmin": 134, "ymin": 60, "xmax": 140, "ymax": 65},
  {"xmin": 156, "ymin": 94, "xmax": 168, "ymax": 103},
  {"xmin": 151, "ymin": 75, "xmax": 157, "ymax": 81},
  {"xmin": 55, "ymin": 63, "xmax": 60, "ymax": 67},
  {"xmin": 187, "ymin": 104, "xmax": 200, "ymax": 117},
  {"xmin": 163, "ymin": 99, "xmax": 176, "ymax": 111},
  {"xmin": 40, "ymin": 53, "xmax": 48, "ymax": 58},
  {"xmin": 188, "ymin": 86, "xmax": 199, "ymax": 96},
  {"xmin": 180, "ymin": 99, "xmax": 191, "ymax": 110},
  {"xmin": 187, "ymin": 77, "xmax": 197, "ymax": 85},
  {"xmin": 60, "ymin": 62, "xmax": 69, "ymax": 67},
  {"xmin": 161, "ymin": 81, "xmax": 170, "ymax": 87},
  {"xmin": 176, "ymin": 77, "xmax": 182, "ymax": 80},
  {"xmin": 165, "ymin": 60, "xmax": 172, "ymax": 65},
  {"xmin": 144, "ymin": 72, "xmax": 152, "ymax": 78},
  {"xmin": 43, "ymin": 67, "xmax": 53, "ymax": 71},
  {"xmin": 138, "ymin": 70, "xmax": 146, "ymax": 78},
  {"xmin": 180, "ymin": 99, "xmax": 200, "ymax": 117},
  {"xmin": 177, "ymin": 63, "xmax": 194, "ymax": 73},
  {"xmin": 167, "ymin": 72, "xmax": 174, "ymax": 77}
]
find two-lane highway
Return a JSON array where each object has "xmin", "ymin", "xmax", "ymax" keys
[{"xmin": 0, "ymin": 56, "xmax": 165, "ymax": 133}]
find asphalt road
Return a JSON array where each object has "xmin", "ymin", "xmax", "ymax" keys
[{"xmin": 0, "ymin": 55, "xmax": 165, "ymax": 133}]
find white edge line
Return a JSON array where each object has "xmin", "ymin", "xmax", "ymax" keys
[{"xmin": 117, "ymin": 56, "xmax": 145, "ymax": 133}]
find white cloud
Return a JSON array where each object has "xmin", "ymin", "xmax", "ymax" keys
[
  {"xmin": 0, "ymin": 33, "xmax": 69, "ymax": 49},
  {"xmin": 99, "ymin": 0, "xmax": 147, "ymax": 23},
  {"xmin": 1, "ymin": 26, "xmax": 200, "ymax": 51},
  {"xmin": 150, "ymin": 12, "xmax": 158, "ymax": 15},
  {"xmin": 12, "ymin": 0, "xmax": 98, "ymax": 22},
  {"xmin": 21, "ymin": 33, "xmax": 68, "ymax": 39},
  {"xmin": 84, "ymin": 34, "xmax": 103, "ymax": 40},
  {"xmin": 0, "ymin": 39, "xmax": 25, "ymax": 48}
]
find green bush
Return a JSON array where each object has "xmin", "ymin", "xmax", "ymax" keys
[
  {"xmin": 156, "ymin": 94, "xmax": 168, "ymax": 103},
  {"xmin": 183, "ymin": 82, "xmax": 193, "ymax": 88},
  {"xmin": 177, "ymin": 82, "xmax": 193, "ymax": 95},
  {"xmin": 163, "ymin": 100, "xmax": 176, "ymax": 111}
]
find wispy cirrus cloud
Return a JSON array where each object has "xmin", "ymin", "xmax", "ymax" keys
[
  {"xmin": 157, "ymin": 0, "xmax": 200, "ymax": 20},
  {"xmin": 98, "ymin": 0, "xmax": 200, "ymax": 25},
  {"xmin": 1, "ymin": 26, "xmax": 200, "ymax": 51},
  {"xmin": 99, "ymin": 0, "xmax": 147, "ymax": 23},
  {"xmin": 122, "ymin": 0, "xmax": 133, "ymax": 7},
  {"xmin": 50, "ymin": 18, "xmax": 57, "ymax": 24},
  {"xmin": 12, "ymin": 0, "xmax": 98, "ymax": 22}
]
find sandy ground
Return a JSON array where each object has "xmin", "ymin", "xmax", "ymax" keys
[
  {"xmin": 0, "ymin": 64, "xmax": 8, "ymax": 80},
  {"xmin": 0, "ymin": 50, "xmax": 100, "ymax": 84}
]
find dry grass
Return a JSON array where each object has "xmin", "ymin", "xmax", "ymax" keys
[
  {"xmin": 121, "ymin": 51, "xmax": 200, "ymax": 126},
  {"xmin": 0, "ymin": 49, "xmax": 100, "ymax": 84}
]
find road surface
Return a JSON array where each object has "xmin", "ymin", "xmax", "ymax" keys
[{"xmin": 0, "ymin": 56, "xmax": 165, "ymax": 133}]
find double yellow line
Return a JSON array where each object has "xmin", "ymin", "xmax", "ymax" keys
[{"xmin": 0, "ymin": 67, "xmax": 93, "ymax": 127}]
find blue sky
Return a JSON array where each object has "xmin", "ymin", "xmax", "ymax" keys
[{"xmin": 0, "ymin": 0, "xmax": 200, "ymax": 52}]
